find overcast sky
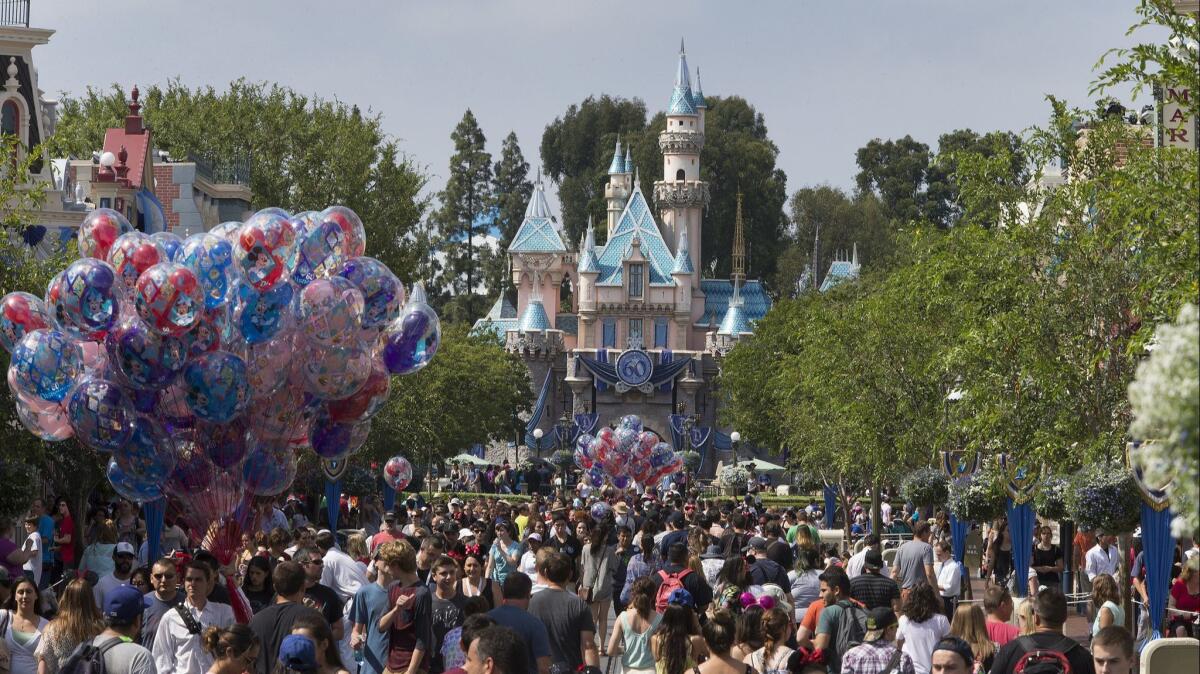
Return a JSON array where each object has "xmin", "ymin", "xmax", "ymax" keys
[{"xmin": 33, "ymin": 1, "xmax": 1153, "ymax": 209}]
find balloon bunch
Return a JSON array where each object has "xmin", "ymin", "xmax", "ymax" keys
[
  {"xmin": 3, "ymin": 206, "xmax": 439, "ymax": 533},
  {"xmin": 571, "ymin": 414, "xmax": 681, "ymax": 490},
  {"xmin": 382, "ymin": 455, "xmax": 413, "ymax": 491}
]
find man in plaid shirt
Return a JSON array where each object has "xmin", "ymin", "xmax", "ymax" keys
[{"xmin": 840, "ymin": 607, "xmax": 914, "ymax": 674}]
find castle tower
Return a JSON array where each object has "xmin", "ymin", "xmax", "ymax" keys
[
  {"xmin": 604, "ymin": 137, "xmax": 632, "ymax": 239},
  {"xmin": 653, "ymin": 39, "xmax": 709, "ymax": 281}
]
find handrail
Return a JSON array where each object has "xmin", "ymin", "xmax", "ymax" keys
[{"xmin": 0, "ymin": 0, "xmax": 29, "ymax": 27}]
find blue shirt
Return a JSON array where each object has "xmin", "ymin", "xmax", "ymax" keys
[
  {"xmin": 38, "ymin": 515, "xmax": 54, "ymax": 563},
  {"xmin": 352, "ymin": 583, "xmax": 391, "ymax": 674},
  {"xmin": 487, "ymin": 605, "xmax": 551, "ymax": 674}
]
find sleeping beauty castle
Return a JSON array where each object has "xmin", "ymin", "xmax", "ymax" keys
[{"xmin": 472, "ymin": 42, "xmax": 837, "ymax": 476}]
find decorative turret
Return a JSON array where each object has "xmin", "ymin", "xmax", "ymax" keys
[
  {"xmin": 623, "ymin": 146, "xmax": 634, "ymax": 175},
  {"xmin": 655, "ymin": 40, "xmax": 709, "ymax": 273},
  {"xmin": 605, "ymin": 137, "xmax": 633, "ymax": 238},
  {"xmin": 667, "ymin": 39, "xmax": 698, "ymax": 116},
  {"xmin": 731, "ymin": 190, "xmax": 746, "ymax": 287},
  {"xmin": 508, "ymin": 177, "xmax": 566, "ymax": 254},
  {"xmin": 577, "ymin": 219, "xmax": 601, "ymax": 276},
  {"xmin": 671, "ymin": 226, "xmax": 695, "ymax": 275},
  {"xmin": 518, "ymin": 293, "xmax": 552, "ymax": 332}
]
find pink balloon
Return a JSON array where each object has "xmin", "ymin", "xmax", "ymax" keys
[{"xmin": 14, "ymin": 397, "xmax": 73, "ymax": 441}]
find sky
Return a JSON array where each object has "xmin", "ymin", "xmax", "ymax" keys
[{"xmin": 32, "ymin": 1, "xmax": 1155, "ymax": 210}]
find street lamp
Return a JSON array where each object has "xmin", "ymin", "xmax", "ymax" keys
[
  {"xmin": 730, "ymin": 431, "xmax": 742, "ymax": 462},
  {"xmin": 532, "ymin": 428, "xmax": 544, "ymax": 458},
  {"xmin": 555, "ymin": 412, "xmax": 573, "ymax": 449}
]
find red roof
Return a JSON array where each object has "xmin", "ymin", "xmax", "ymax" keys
[{"xmin": 101, "ymin": 85, "xmax": 151, "ymax": 189}]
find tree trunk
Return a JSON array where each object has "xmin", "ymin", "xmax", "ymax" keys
[{"xmin": 871, "ymin": 479, "xmax": 882, "ymax": 537}]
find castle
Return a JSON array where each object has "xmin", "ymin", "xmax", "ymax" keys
[{"xmin": 474, "ymin": 43, "xmax": 810, "ymax": 475}]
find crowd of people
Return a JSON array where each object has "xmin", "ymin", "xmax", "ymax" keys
[{"xmin": 2, "ymin": 487, "xmax": 1195, "ymax": 674}]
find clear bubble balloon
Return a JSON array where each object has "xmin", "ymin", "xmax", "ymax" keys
[
  {"xmin": 78, "ymin": 208, "xmax": 132, "ymax": 260},
  {"xmin": 135, "ymin": 263, "xmax": 204, "ymax": 337},
  {"xmin": 383, "ymin": 456, "xmax": 413, "ymax": 491},
  {"xmin": 107, "ymin": 458, "xmax": 163, "ymax": 504},
  {"xmin": 196, "ymin": 418, "xmax": 250, "ymax": 470},
  {"xmin": 298, "ymin": 345, "xmax": 371, "ymax": 400},
  {"xmin": 180, "ymin": 232, "xmax": 235, "ymax": 308},
  {"xmin": 106, "ymin": 318, "xmax": 188, "ymax": 390},
  {"xmin": 9, "ymin": 329, "xmax": 82, "ymax": 402},
  {"xmin": 210, "ymin": 221, "xmax": 242, "ymax": 246},
  {"xmin": 1, "ymin": 292, "xmax": 50, "ymax": 354},
  {"xmin": 289, "ymin": 212, "xmax": 346, "ymax": 286},
  {"xmin": 326, "ymin": 359, "xmax": 390, "ymax": 423},
  {"xmin": 182, "ymin": 350, "xmax": 250, "ymax": 423},
  {"xmin": 151, "ymin": 231, "xmax": 185, "ymax": 262},
  {"xmin": 165, "ymin": 445, "xmax": 214, "ymax": 499},
  {"xmin": 382, "ymin": 283, "xmax": 440, "ymax": 375},
  {"xmin": 298, "ymin": 277, "xmax": 364, "ymax": 348},
  {"xmin": 233, "ymin": 212, "xmax": 295, "ymax": 292},
  {"xmin": 233, "ymin": 280, "xmax": 294, "ymax": 345},
  {"xmin": 587, "ymin": 466, "xmax": 605, "ymax": 488},
  {"xmin": 612, "ymin": 474, "xmax": 632, "ymax": 490},
  {"xmin": 186, "ymin": 304, "xmax": 231, "ymax": 357},
  {"xmin": 47, "ymin": 259, "xmax": 120, "ymax": 340},
  {"xmin": 319, "ymin": 205, "xmax": 366, "ymax": 258},
  {"xmin": 619, "ymin": 415, "xmax": 643, "ymax": 433},
  {"xmin": 310, "ymin": 413, "xmax": 371, "ymax": 460},
  {"xmin": 14, "ymin": 396, "xmax": 72, "ymax": 441},
  {"xmin": 338, "ymin": 257, "xmax": 404, "ymax": 335},
  {"xmin": 107, "ymin": 232, "xmax": 166, "ymax": 296},
  {"xmin": 67, "ymin": 377, "xmax": 137, "ymax": 452},
  {"xmin": 238, "ymin": 335, "xmax": 294, "ymax": 400},
  {"xmin": 242, "ymin": 446, "xmax": 297, "ymax": 496},
  {"xmin": 114, "ymin": 416, "xmax": 178, "ymax": 483}
]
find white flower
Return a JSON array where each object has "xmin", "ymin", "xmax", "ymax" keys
[{"xmin": 1128, "ymin": 303, "xmax": 1199, "ymax": 534}]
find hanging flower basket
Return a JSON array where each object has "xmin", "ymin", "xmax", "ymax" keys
[
  {"xmin": 947, "ymin": 466, "xmax": 1006, "ymax": 522},
  {"xmin": 719, "ymin": 464, "xmax": 750, "ymax": 488},
  {"xmin": 680, "ymin": 451, "xmax": 702, "ymax": 472},
  {"xmin": 1033, "ymin": 476, "xmax": 1070, "ymax": 521},
  {"xmin": 550, "ymin": 450, "xmax": 575, "ymax": 472},
  {"xmin": 901, "ymin": 467, "xmax": 950, "ymax": 509},
  {"xmin": 1065, "ymin": 464, "xmax": 1142, "ymax": 534}
]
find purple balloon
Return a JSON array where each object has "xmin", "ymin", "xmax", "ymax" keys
[
  {"xmin": 106, "ymin": 318, "xmax": 188, "ymax": 390},
  {"xmin": 310, "ymin": 414, "xmax": 371, "ymax": 460},
  {"xmin": 242, "ymin": 446, "xmax": 297, "ymax": 496},
  {"xmin": 381, "ymin": 284, "xmax": 439, "ymax": 375},
  {"xmin": 166, "ymin": 447, "xmax": 215, "ymax": 498},
  {"xmin": 67, "ymin": 377, "xmax": 136, "ymax": 452},
  {"xmin": 197, "ymin": 418, "xmax": 250, "ymax": 470}
]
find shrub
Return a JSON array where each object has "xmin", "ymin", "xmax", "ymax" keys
[
  {"xmin": 1065, "ymin": 464, "xmax": 1142, "ymax": 534},
  {"xmin": 680, "ymin": 451, "xmax": 702, "ymax": 472},
  {"xmin": 901, "ymin": 467, "xmax": 950, "ymax": 508},
  {"xmin": 947, "ymin": 466, "xmax": 1007, "ymax": 522},
  {"xmin": 719, "ymin": 465, "xmax": 750, "ymax": 488}
]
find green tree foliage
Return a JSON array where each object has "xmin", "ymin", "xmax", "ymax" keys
[
  {"xmin": 854, "ymin": 135, "xmax": 932, "ymax": 225},
  {"xmin": 540, "ymin": 95, "xmax": 650, "ymax": 246},
  {"xmin": 773, "ymin": 186, "xmax": 892, "ymax": 295},
  {"xmin": 49, "ymin": 80, "xmax": 429, "ymax": 281},
  {"xmin": 492, "ymin": 131, "xmax": 535, "ymax": 251},
  {"xmin": 1093, "ymin": 0, "xmax": 1200, "ymax": 118},
  {"xmin": 362, "ymin": 324, "xmax": 531, "ymax": 467},
  {"xmin": 430, "ymin": 109, "xmax": 493, "ymax": 318}
]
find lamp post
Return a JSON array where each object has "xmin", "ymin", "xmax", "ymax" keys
[
  {"xmin": 677, "ymin": 402, "xmax": 699, "ymax": 491},
  {"xmin": 730, "ymin": 431, "xmax": 742, "ymax": 462},
  {"xmin": 532, "ymin": 428, "xmax": 545, "ymax": 458}
]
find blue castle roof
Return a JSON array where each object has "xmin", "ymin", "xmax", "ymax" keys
[
  {"xmin": 717, "ymin": 295, "xmax": 752, "ymax": 335},
  {"xmin": 594, "ymin": 185, "xmax": 676, "ymax": 286},
  {"xmin": 698, "ymin": 279, "xmax": 771, "ymax": 329},
  {"xmin": 508, "ymin": 180, "xmax": 566, "ymax": 254},
  {"xmin": 518, "ymin": 297, "xmax": 552, "ymax": 332},
  {"xmin": 470, "ymin": 295, "xmax": 519, "ymax": 341},
  {"xmin": 671, "ymin": 227, "xmax": 695, "ymax": 275},
  {"xmin": 668, "ymin": 40, "xmax": 698, "ymax": 116}
]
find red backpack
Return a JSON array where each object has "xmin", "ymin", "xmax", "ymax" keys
[
  {"xmin": 654, "ymin": 568, "xmax": 692, "ymax": 613},
  {"xmin": 1012, "ymin": 635, "xmax": 1077, "ymax": 674}
]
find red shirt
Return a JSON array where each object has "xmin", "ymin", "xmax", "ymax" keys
[
  {"xmin": 387, "ymin": 581, "xmax": 433, "ymax": 673},
  {"xmin": 371, "ymin": 529, "xmax": 403, "ymax": 553},
  {"xmin": 986, "ymin": 618, "xmax": 1019, "ymax": 647},
  {"xmin": 1170, "ymin": 578, "xmax": 1200, "ymax": 613},
  {"xmin": 800, "ymin": 598, "xmax": 825, "ymax": 635},
  {"xmin": 57, "ymin": 515, "xmax": 75, "ymax": 565}
]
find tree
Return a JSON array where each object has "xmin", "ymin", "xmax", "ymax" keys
[
  {"xmin": 431, "ymin": 109, "xmax": 493, "ymax": 320},
  {"xmin": 362, "ymin": 324, "xmax": 531, "ymax": 467},
  {"xmin": 772, "ymin": 186, "xmax": 892, "ymax": 295},
  {"xmin": 855, "ymin": 135, "xmax": 932, "ymax": 226},
  {"xmin": 492, "ymin": 132, "xmax": 535, "ymax": 252},
  {"xmin": 540, "ymin": 95, "xmax": 650, "ymax": 246},
  {"xmin": 49, "ymin": 80, "xmax": 430, "ymax": 282}
]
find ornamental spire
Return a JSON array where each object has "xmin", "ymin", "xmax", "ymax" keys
[
  {"xmin": 608, "ymin": 136, "xmax": 624, "ymax": 174},
  {"xmin": 731, "ymin": 189, "xmax": 746, "ymax": 287}
]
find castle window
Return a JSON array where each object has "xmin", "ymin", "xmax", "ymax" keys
[
  {"xmin": 602, "ymin": 318, "xmax": 616, "ymax": 348},
  {"xmin": 675, "ymin": 169, "xmax": 685, "ymax": 181},
  {"xmin": 1, "ymin": 100, "xmax": 17, "ymax": 138},
  {"xmin": 628, "ymin": 263, "xmax": 643, "ymax": 299},
  {"xmin": 628, "ymin": 319, "xmax": 643, "ymax": 347},
  {"xmin": 654, "ymin": 318, "xmax": 669, "ymax": 348}
]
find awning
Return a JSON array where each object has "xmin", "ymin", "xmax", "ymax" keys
[
  {"xmin": 735, "ymin": 458, "xmax": 788, "ymax": 473},
  {"xmin": 448, "ymin": 453, "xmax": 490, "ymax": 466}
]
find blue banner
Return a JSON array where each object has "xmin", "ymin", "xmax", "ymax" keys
[
  {"xmin": 1140, "ymin": 504, "xmax": 1174, "ymax": 640},
  {"xmin": 823, "ymin": 485, "xmax": 837, "ymax": 529},
  {"xmin": 950, "ymin": 514, "xmax": 969, "ymax": 583},
  {"xmin": 143, "ymin": 498, "xmax": 166, "ymax": 563},
  {"xmin": 1005, "ymin": 499, "xmax": 1036, "ymax": 597},
  {"xmin": 383, "ymin": 485, "xmax": 396, "ymax": 513},
  {"xmin": 325, "ymin": 480, "xmax": 341, "ymax": 531}
]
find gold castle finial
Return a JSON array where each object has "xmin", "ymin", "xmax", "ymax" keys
[{"xmin": 732, "ymin": 189, "xmax": 746, "ymax": 286}]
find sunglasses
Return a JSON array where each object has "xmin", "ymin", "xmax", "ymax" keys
[
  {"xmin": 152, "ymin": 572, "xmax": 176, "ymax": 580},
  {"xmin": 304, "ymin": 558, "xmax": 324, "ymax": 565}
]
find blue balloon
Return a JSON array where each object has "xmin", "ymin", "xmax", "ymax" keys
[
  {"xmin": 106, "ymin": 318, "xmax": 188, "ymax": 390},
  {"xmin": 47, "ymin": 258, "xmax": 120, "ymax": 340},
  {"xmin": 338, "ymin": 257, "xmax": 403, "ymax": 332},
  {"xmin": 67, "ymin": 377, "xmax": 137, "ymax": 452},
  {"xmin": 242, "ymin": 446, "xmax": 297, "ymax": 496},
  {"xmin": 107, "ymin": 458, "xmax": 163, "ymax": 504},
  {"xmin": 289, "ymin": 212, "xmax": 345, "ymax": 286},
  {"xmin": 151, "ymin": 232, "xmax": 185, "ymax": 262},
  {"xmin": 575, "ymin": 433, "xmax": 594, "ymax": 455},
  {"xmin": 181, "ymin": 233, "xmax": 235, "ymax": 308},
  {"xmin": 587, "ymin": 466, "xmax": 605, "ymax": 488},
  {"xmin": 9, "ymin": 329, "xmax": 83, "ymax": 402},
  {"xmin": 309, "ymin": 413, "xmax": 370, "ymax": 460},
  {"xmin": 382, "ymin": 283, "xmax": 440, "ymax": 375},
  {"xmin": 114, "ymin": 416, "xmax": 178, "ymax": 484},
  {"xmin": 619, "ymin": 415, "xmax": 643, "ymax": 433},
  {"xmin": 182, "ymin": 350, "xmax": 250, "ymax": 423},
  {"xmin": 234, "ymin": 280, "xmax": 294, "ymax": 344}
]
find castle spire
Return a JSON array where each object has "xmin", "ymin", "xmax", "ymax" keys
[
  {"xmin": 731, "ymin": 189, "xmax": 746, "ymax": 287},
  {"xmin": 668, "ymin": 39, "xmax": 697, "ymax": 115},
  {"xmin": 623, "ymin": 146, "xmax": 633, "ymax": 174},
  {"xmin": 608, "ymin": 136, "xmax": 624, "ymax": 174}
]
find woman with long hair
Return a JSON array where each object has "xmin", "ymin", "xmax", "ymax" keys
[
  {"xmin": 948, "ymin": 603, "xmax": 996, "ymax": 672},
  {"xmin": 459, "ymin": 552, "xmax": 500, "ymax": 610},
  {"xmin": 651, "ymin": 591, "xmax": 706, "ymax": 674},
  {"xmin": 1168, "ymin": 555, "xmax": 1200, "ymax": 637},
  {"xmin": 580, "ymin": 520, "xmax": 617, "ymax": 646},
  {"xmin": 741, "ymin": 607, "xmax": 793, "ymax": 674},
  {"xmin": 606, "ymin": 577, "xmax": 661, "ymax": 674},
  {"xmin": 896, "ymin": 583, "xmax": 950, "ymax": 674},
  {"xmin": 203, "ymin": 623, "xmax": 260, "ymax": 674},
  {"xmin": 1015, "ymin": 598, "xmax": 1037, "ymax": 636},
  {"xmin": 484, "ymin": 520, "xmax": 520, "ymax": 586},
  {"xmin": 714, "ymin": 555, "xmax": 752, "ymax": 613},
  {"xmin": 344, "ymin": 533, "xmax": 369, "ymax": 574},
  {"xmin": 788, "ymin": 547, "xmax": 821, "ymax": 624},
  {"xmin": 78, "ymin": 520, "xmax": 118, "ymax": 578},
  {"xmin": 695, "ymin": 610, "xmax": 750, "ymax": 674},
  {"xmin": 730, "ymin": 604, "xmax": 764, "ymax": 661},
  {"xmin": 291, "ymin": 612, "xmax": 350, "ymax": 674},
  {"xmin": 984, "ymin": 518, "xmax": 1012, "ymax": 588},
  {"xmin": 34, "ymin": 578, "xmax": 102, "ymax": 674},
  {"xmin": 3, "ymin": 577, "xmax": 48, "ymax": 674},
  {"xmin": 241, "ymin": 556, "xmax": 275, "ymax": 614},
  {"xmin": 1090, "ymin": 573, "xmax": 1124, "ymax": 636},
  {"xmin": 620, "ymin": 533, "xmax": 661, "ymax": 606}
]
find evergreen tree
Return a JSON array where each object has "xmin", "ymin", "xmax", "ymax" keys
[
  {"xmin": 432, "ymin": 109, "xmax": 493, "ymax": 319},
  {"xmin": 492, "ymin": 131, "xmax": 534, "ymax": 251}
]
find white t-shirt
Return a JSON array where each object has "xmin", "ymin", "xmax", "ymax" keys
[
  {"xmin": 897, "ymin": 613, "xmax": 950, "ymax": 674},
  {"xmin": 22, "ymin": 531, "xmax": 42, "ymax": 584},
  {"xmin": 93, "ymin": 574, "xmax": 132, "ymax": 609},
  {"xmin": 880, "ymin": 502, "xmax": 893, "ymax": 523},
  {"xmin": 519, "ymin": 550, "xmax": 539, "ymax": 580},
  {"xmin": 321, "ymin": 548, "xmax": 368, "ymax": 602}
]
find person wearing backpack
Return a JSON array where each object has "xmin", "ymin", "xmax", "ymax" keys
[
  {"xmin": 652, "ymin": 543, "xmax": 712, "ymax": 614},
  {"xmin": 895, "ymin": 584, "xmax": 949, "ymax": 674},
  {"xmin": 988, "ymin": 587, "xmax": 1094, "ymax": 674},
  {"xmin": 840, "ymin": 607, "xmax": 916, "ymax": 674},
  {"xmin": 813, "ymin": 566, "xmax": 869, "ymax": 674},
  {"xmin": 62, "ymin": 584, "xmax": 154, "ymax": 674}
]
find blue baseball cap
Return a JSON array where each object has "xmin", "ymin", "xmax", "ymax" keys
[
  {"xmin": 103, "ymin": 584, "xmax": 144, "ymax": 624},
  {"xmin": 667, "ymin": 587, "xmax": 694, "ymax": 609},
  {"xmin": 279, "ymin": 635, "xmax": 318, "ymax": 671}
]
